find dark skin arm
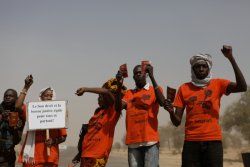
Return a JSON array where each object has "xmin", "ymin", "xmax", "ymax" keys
[
  {"xmin": 115, "ymin": 71, "xmax": 127, "ymax": 112},
  {"xmin": 75, "ymin": 87, "xmax": 115, "ymax": 105},
  {"xmin": 146, "ymin": 64, "xmax": 165, "ymax": 106},
  {"xmin": 115, "ymin": 71, "xmax": 124, "ymax": 112},
  {"xmin": 221, "ymin": 45, "xmax": 247, "ymax": 93},
  {"xmin": 15, "ymin": 75, "xmax": 33, "ymax": 112},
  {"xmin": 164, "ymin": 99, "xmax": 184, "ymax": 127},
  {"xmin": 45, "ymin": 135, "xmax": 67, "ymax": 147}
]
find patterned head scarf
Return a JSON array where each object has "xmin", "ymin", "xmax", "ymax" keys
[
  {"xmin": 190, "ymin": 53, "xmax": 212, "ymax": 87},
  {"xmin": 102, "ymin": 78, "xmax": 127, "ymax": 97},
  {"xmin": 38, "ymin": 87, "xmax": 56, "ymax": 101}
]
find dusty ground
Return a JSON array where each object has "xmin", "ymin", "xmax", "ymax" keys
[
  {"xmin": 107, "ymin": 148, "xmax": 244, "ymax": 167},
  {"xmin": 15, "ymin": 147, "xmax": 246, "ymax": 167}
]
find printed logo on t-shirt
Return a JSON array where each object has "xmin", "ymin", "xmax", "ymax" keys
[
  {"xmin": 188, "ymin": 89, "xmax": 213, "ymax": 115},
  {"xmin": 132, "ymin": 94, "xmax": 151, "ymax": 110},
  {"xmin": 141, "ymin": 94, "xmax": 151, "ymax": 100}
]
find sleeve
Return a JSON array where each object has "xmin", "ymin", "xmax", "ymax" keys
[
  {"xmin": 58, "ymin": 128, "xmax": 67, "ymax": 136},
  {"xmin": 174, "ymin": 85, "xmax": 186, "ymax": 109},
  {"xmin": 122, "ymin": 90, "xmax": 131, "ymax": 104},
  {"xmin": 218, "ymin": 79, "xmax": 231, "ymax": 96}
]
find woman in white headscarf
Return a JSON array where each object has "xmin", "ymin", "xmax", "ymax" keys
[
  {"xmin": 164, "ymin": 45, "xmax": 247, "ymax": 167},
  {"xmin": 18, "ymin": 87, "xmax": 67, "ymax": 167}
]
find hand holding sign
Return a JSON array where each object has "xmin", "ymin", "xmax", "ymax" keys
[
  {"xmin": 141, "ymin": 60, "xmax": 151, "ymax": 76},
  {"xmin": 163, "ymin": 86, "xmax": 176, "ymax": 114},
  {"xmin": 119, "ymin": 63, "xmax": 128, "ymax": 78},
  {"xmin": 167, "ymin": 86, "xmax": 176, "ymax": 103}
]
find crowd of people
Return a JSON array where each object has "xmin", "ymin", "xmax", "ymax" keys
[{"xmin": 0, "ymin": 45, "xmax": 247, "ymax": 167}]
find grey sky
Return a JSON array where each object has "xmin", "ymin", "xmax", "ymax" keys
[{"xmin": 1, "ymin": 1, "xmax": 249, "ymax": 146}]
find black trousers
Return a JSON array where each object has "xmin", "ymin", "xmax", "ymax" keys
[{"xmin": 182, "ymin": 141, "xmax": 223, "ymax": 167}]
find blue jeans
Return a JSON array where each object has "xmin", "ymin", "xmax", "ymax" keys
[
  {"xmin": 182, "ymin": 141, "xmax": 223, "ymax": 167},
  {"xmin": 128, "ymin": 143, "xmax": 159, "ymax": 167}
]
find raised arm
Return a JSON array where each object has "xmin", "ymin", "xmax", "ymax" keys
[
  {"xmin": 15, "ymin": 75, "xmax": 33, "ymax": 112},
  {"xmin": 221, "ymin": 45, "xmax": 247, "ymax": 93},
  {"xmin": 75, "ymin": 87, "xmax": 115, "ymax": 104},
  {"xmin": 146, "ymin": 64, "xmax": 165, "ymax": 106},
  {"xmin": 115, "ymin": 71, "xmax": 127, "ymax": 112}
]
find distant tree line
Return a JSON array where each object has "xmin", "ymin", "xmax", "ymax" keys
[{"xmin": 221, "ymin": 86, "xmax": 250, "ymax": 149}]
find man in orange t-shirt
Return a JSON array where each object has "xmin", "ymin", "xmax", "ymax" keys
[
  {"xmin": 116, "ymin": 64, "xmax": 165, "ymax": 167},
  {"xmin": 164, "ymin": 45, "xmax": 247, "ymax": 167}
]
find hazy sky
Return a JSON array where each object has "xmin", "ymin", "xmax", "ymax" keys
[{"xmin": 1, "ymin": 1, "xmax": 250, "ymax": 146}]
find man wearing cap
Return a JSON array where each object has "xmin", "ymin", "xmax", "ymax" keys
[{"xmin": 164, "ymin": 45, "xmax": 247, "ymax": 167}]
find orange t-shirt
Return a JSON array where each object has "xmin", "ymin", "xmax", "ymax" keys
[
  {"xmin": 174, "ymin": 79, "xmax": 230, "ymax": 141},
  {"xmin": 123, "ymin": 85, "xmax": 162, "ymax": 144},
  {"xmin": 82, "ymin": 105, "xmax": 120, "ymax": 159},
  {"xmin": 18, "ymin": 128, "xmax": 67, "ymax": 165}
]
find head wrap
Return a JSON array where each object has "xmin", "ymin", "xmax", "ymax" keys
[
  {"xmin": 102, "ymin": 78, "xmax": 127, "ymax": 97},
  {"xmin": 38, "ymin": 87, "xmax": 56, "ymax": 101},
  {"xmin": 190, "ymin": 53, "xmax": 212, "ymax": 87}
]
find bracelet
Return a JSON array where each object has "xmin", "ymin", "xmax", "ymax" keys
[{"xmin": 20, "ymin": 91, "xmax": 27, "ymax": 95}]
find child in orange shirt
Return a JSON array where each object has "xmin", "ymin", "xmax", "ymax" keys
[
  {"xmin": 164, "ymin": 45, "xmax": 247, "ymax": 167},
  {"xmin": 75, "ymin": 77, "xmax": 126, "ymax": 167}
]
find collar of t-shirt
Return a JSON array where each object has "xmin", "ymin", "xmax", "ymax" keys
[{"xmin": 135, "ymin": 83, "xmax": 150, "ymax": 90}]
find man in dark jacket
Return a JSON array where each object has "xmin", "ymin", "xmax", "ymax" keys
[{"xmin": 0, "ymin": 75, "xmax": 33, "ymax": 167}]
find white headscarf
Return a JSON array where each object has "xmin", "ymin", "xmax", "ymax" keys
[
  {"xmin": 23, "ymin": 87, "xmax": 56, "ymax": 164},
  {"xmin": 38, "ymin": 87, "xmax": 56, "ymax": 101},
  {"xmin": 190, "ymin": 53, "xmax": 212, "ymax": 87}
]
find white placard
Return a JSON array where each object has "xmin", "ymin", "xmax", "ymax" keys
[{"xmin": 27, "ymin": 100, "xmax": 68, "ymax": 130}]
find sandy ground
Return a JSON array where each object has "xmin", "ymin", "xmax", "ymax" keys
[
  {"xmin": 106, "ymin": 149, "xmax": 244, "ymax": 167},
  {"xmin": 15, "ymin": 147, "xmax": 246, "ymax": 167}
]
